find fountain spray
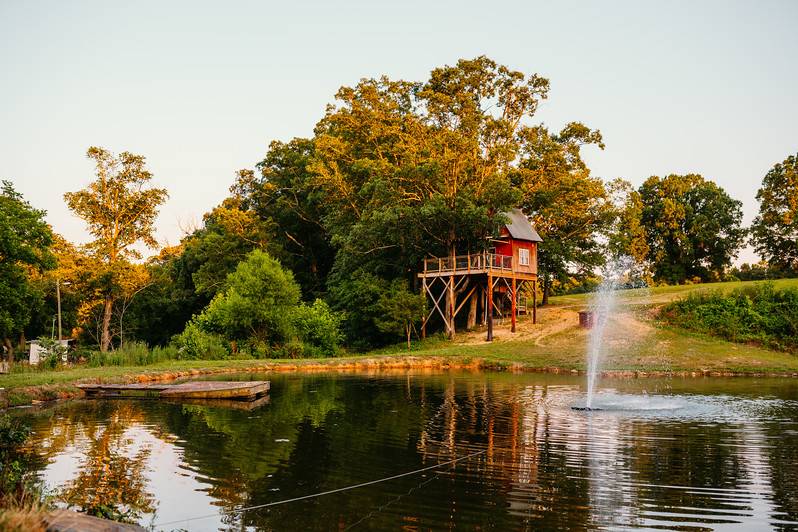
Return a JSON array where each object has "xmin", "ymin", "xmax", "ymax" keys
[{"xmin": 583, "ymin": 256, "xmax": 638, "ymax": 410}]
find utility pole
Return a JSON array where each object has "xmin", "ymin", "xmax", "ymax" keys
[{"xmin": 56, "ymin": 279, "xmax": 62, "ymax": 341}]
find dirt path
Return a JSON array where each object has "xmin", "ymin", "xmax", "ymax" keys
[
  {"xmin": 452, "ymin": 306, "xmax": 576, "ymax": 345},
  {"xmin": 453, "ymin": 302, "xmax": 656, "ymax": 351}
]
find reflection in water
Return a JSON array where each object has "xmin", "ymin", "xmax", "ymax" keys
[{"xmin": 14, "ymin": 372, "xmax": 798, "ymax": 531}]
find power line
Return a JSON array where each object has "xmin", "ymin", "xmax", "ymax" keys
[{"xmin": 154, "ymin": 449, "xmax": 486, "ymax": 529}]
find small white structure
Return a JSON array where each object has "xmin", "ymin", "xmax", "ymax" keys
[
  {"xmin": 29, "ymin": 339, "xmax": 70, "ymax": 365},
  {"xmin": 29, "ymin": 341, "xmax": 44, "ymax": 365}
]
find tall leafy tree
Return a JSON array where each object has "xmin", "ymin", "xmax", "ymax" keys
[
  {"xmin": 64, "ymin": 147, "xmax": 168, "ymax": 351},
  {"xmin": 121, "ymin": 245, "xmax": 199, "ymax": 346},
  {"xmin": 26, "ymin": 233, "xmax": 96, "ymax": 342},
  {"xmin": 607, "ymin": 178, "xmax": 650, "ymax": 264},
  {"xmin": 238, "ymin": 139, "xmax": 335, "ymax": 299},
  {"xmin": 196, "ymin": 249, "xmax": 301, "ymax": 351},
  {"xmin": 311, "ymin": 57, "xmax": 549, "ymax": 339},
  {"xmin": 311, "ymin": 57, "xmax": 546, "ymax": 274},
  {"xmin": 513, "ymin": 123, "xmax": 612, "ymax": 303},
  {"xmin": 751, "ymin": 153, "xmax": 798, "ymax": 272},
  {"xmin": 182, "ymin": 190, "xmax": 273, "ymax": 299},
  {"xmin": 0, "ymin": 181, "xmax": 53, "ymax": 362},
  {"xmin": 638, "ymin": 174, "xmax": 745, "ymax": 283}
]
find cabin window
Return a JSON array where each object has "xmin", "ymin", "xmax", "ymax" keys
[{"xmin": 519, "ymin": 248, "xmax": 530, "ymax": 266}]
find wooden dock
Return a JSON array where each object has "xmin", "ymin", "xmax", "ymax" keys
[{"xmin": 77, "ymin": 380, "xmax": 270, "ymax": 401}]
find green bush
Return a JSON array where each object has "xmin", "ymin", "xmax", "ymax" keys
[
  {"xmin": 662, "ymin": 282, "xmax": 798, "ymax": 352},
  {"xmin": 374, "ymin": 280, "xmax": 426, "ymax": 349},
  {"xmin": 196, "ymin": 250, "xmax": 301, "ymax": 348},
  {"xmin": 172, "ymin": 321, "xmax": 230, "ymax": 360},
  {"xmin": 292, "ymin": 299, "xmax": 343, "ymax": 357}
]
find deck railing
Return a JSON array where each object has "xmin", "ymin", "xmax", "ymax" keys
[{"xmin": 423, "ymin": 252, "xmax": 514, "ymax": 274}]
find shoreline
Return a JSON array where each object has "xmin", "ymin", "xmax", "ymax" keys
[{"xmin": 3, "ymin": 354, "xmax": 797, "ymax": 410}]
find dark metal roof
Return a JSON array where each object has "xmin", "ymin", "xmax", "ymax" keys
[{"xmin": 503, "ymin": 209, "xmax": 543, "ymax": 242}]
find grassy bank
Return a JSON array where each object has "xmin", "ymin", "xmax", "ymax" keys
[
  {"xmin": 2, "ymin": 279, "xmax": 797, "ymax": 408},
  {"xmin": 661, "ymin": 282, "xmax": 798, "ymax": 352}
]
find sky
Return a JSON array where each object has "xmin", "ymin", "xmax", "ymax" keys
[{"xmin": 1, "ymin": 0, "xmax": 796, "ymax": 263}]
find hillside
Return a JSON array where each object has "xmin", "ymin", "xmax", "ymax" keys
[{"xmin": 431, "ymin": 278, "xmax": 798, "ymax": 374}]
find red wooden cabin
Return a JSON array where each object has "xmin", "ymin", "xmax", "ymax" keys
[
  {"xmin": 418, "ymin": 209, "xmax": 542, "ymax": 342},
  {"xmin": 492, "ymin": 208, "xmax": 542, "ymax": 276}
]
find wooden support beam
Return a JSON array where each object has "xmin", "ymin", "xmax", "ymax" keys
[
  {"xmin": 422, "ymin": 277, "xmax": 449, "ymax": 332},
  {"xmin": 533, "ymin": 279, "xmax": 537, "ymax": 324},
  {"xmin": 453, "ymin": 284, "xmax": 477, "ymax": 320},
  {"xmin": 421, "ymin": 276, "xmax": 427, "ymax": 339},
  {"xmin": 447, "ymin": 275, "xmax": 455, "ymax": 338},
  {"xmin": 486, "ymin": 274, "xmax": 494, "ymax": 342},
  {"xmin": 481, "ymin": 284, "xmax": 487, "ymax": 326},
  {"xmin": 511, "ymin": 277, "xmax": 517, "ymax": 333}
]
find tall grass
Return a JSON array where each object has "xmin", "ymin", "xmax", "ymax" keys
[
  {"xmin": 87, "ymin": 342, "xmax": 181, "ymax": 367},
  {"xmin": 662, "ymin": 282, "xmax": 798, "ymax": 352}
]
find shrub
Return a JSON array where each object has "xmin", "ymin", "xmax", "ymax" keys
[
  {"xmin": 374, "ymin": 280, "xmax": 426, "ymax": 349},
  {"xmin": 292, "ymin": 299, "xmax": 343, "ymax": 357},
  {"xmin": 0, "ymin": 415, "xmax": 42, "ymax": 518},
  {"xmin": 172, "ymin": 321, "xmax": 229, "ymax": 360},
  {"xmin": 195, "ymin": 250, "xmax": 301, "ymax": 348},
  {"xmin": 662, "ymin": 282, "xmax": 798, "ymax": 352}
]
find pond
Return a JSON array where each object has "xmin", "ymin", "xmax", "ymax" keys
[{"xmin": 14, "ymin": 371, "xmax": 798, "ymax": 531}]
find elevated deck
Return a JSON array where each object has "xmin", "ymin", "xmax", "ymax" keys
[
  {"xmin": 418, "ymin": 252, "xmax": 536, "ymax": 279},
  {"xmin": 77, "ymin": 380, "xmax": 270, "ymax": 401},
  {"xmin": 418, "ymin": 253, "xmax": 538, "ymax": 340}
]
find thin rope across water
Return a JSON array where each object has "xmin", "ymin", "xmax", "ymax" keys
[{"xmin": 154, "ymin": 448, "xmax": 487, "ymax": 529}]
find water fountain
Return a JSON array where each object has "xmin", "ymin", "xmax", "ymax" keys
[{"xmin": 577, "ymin": 256, "xmax": 639, "ymax": 411}]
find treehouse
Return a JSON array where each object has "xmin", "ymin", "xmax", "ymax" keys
[{"xmin": 418, "ymin": 209, "xmax": 542, "ymax": 341}]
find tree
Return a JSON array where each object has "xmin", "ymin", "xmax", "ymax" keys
[
  {"xmin": 113, "ymin": 262, "xmax": 152, "ymax": 345},
  {"xmin": 375, "ymin": 280, "xmax": 426, "ymax": 349},
  {"xmin": 26, "ymin": 234, "xmax": 96, "ymax": 342},
  {"xmin": 638, "ymin": 174, "xmax": 745, "ymax": 283},
  {"xmin": 0, "ymin": 181, "xmax": 53, "ymax": 363},
  {"xmin": 121, "ymin": 245, "xmax": 202, "ymax": 347},
  {"xmin": 196, "ymin": 249, "xmax": 301, "ymax": 352},
  {"xmin": 181, "ymin": 194, "xmax": 273, "ymax": 299},
  {"xmin": 311, "ymin": 57, "xmax": 549, "ymax": 337},
  {"xmin": 64, "ymin": 147, "xmax": 168, "ymax": 351},
  {"xmin": 607, "ymin": 178, "xmax": 650, "ymax": 264},
  {"xmin": 292, "ymin": 299, "xmax": 343, "ymax": 356},
  {"xmin": 513, "ymin": 123, "xmax": 612, "ymax": 303},
  {"xmin": 243, "ymin": 139, "xmax": 336, "ymax": 299},
  {"xmin": 312, "ymin": 57, "xmax": 546, "ymax": 269},
  {"xmin": 751, "ymin": 153, "xmax": 798, "ymax": 273},
  {"xmin": 327, "ymin": 269, "xmax": 393, "ymax": 350}
]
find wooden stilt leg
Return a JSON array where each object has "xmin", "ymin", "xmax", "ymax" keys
[
  {"xmin": 421, "ymin": 277, "xmax": 427, "ymax": 339},
  {"xmin": 448, "ymin": 276, "xmax": 455, "ymax": 338},
  {"xmin": 511, "ymin": 277, "xmax": 517, "ymax": 333},
  {"xmin": 482, "ymin": 285, "xmax": 487, "ymax": 326},
  {"xmin": 487, "ymin": 275, "xmax": 493, "ymax": 342},
  {"xmin": 532, "ymin": 279, "xmax": 537, "ymax": 324}
]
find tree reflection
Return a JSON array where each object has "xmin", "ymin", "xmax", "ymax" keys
[{"xmin": 60, "ymin": 406, "xmax": 154, "ymax": 522}]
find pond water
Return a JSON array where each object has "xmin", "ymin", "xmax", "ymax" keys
[{"xmin": 13, "ymin": 371, "xmax": 798, "ymax": 531}]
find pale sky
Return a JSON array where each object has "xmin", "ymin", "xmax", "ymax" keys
[{"xmin": 2, "ymin": 0, "xmax": 796, "ymax": 263}]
